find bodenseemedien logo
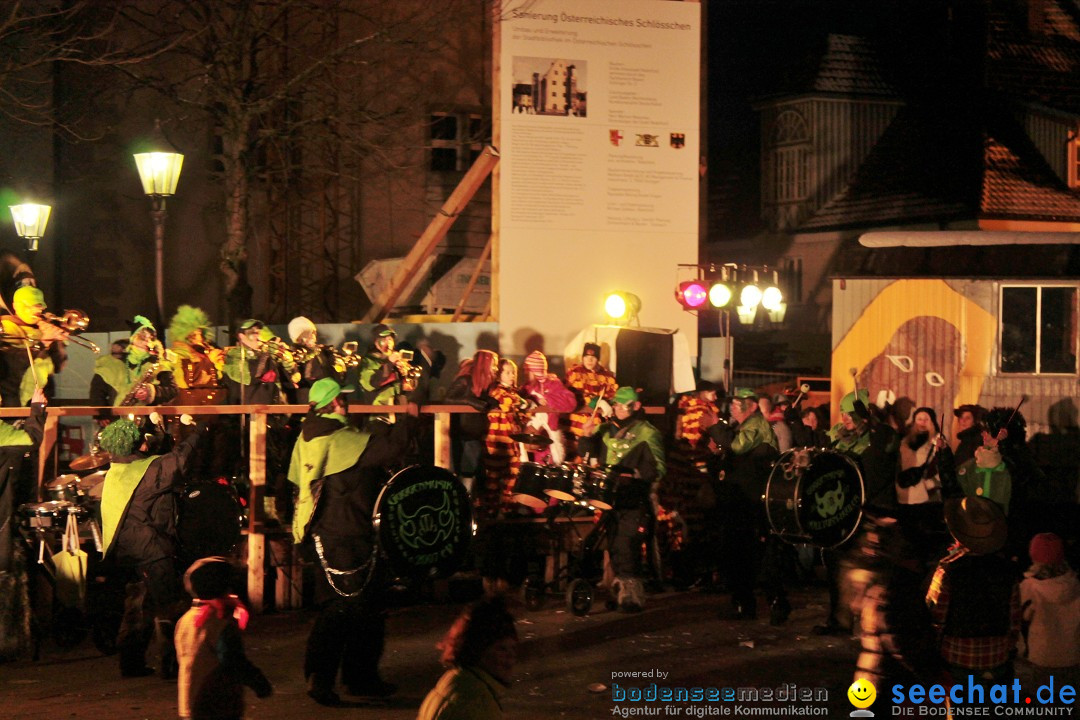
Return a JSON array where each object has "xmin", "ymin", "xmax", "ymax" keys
[{"xmin": 848, "ymin": 679, "xmax": 876, "ymax": 717}]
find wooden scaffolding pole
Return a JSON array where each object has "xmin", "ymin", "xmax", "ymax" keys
[{"xmin": 360, "ymin": 146, "xmax": 500, "ymax": 323}]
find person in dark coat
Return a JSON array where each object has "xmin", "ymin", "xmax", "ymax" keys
[
  {"xmin": 288, "ymin": 377, "xmax": 408, "ymax": 706},
  {"xmin": 0, "ymin": 387, "xmax": 46, "ymax": 575},
  {"xmin": 444, "ymin": 350, "xmax": 499, "ymax": 491},
  {"xmin": 951, "ymin": 404, "xmax": 985, "ymax": 468},
  {"xmin": 98, "ymin": 415, "xmax": 206, "ymax": 678}
]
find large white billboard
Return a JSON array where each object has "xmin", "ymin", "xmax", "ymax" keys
[{"xmin": 497, "ymin": 0, "xmax": 700, "ymax": 360}]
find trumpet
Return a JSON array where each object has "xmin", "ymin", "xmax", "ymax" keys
[{"xmin": 41, "ymin": 309, "xmax": 99, "ymax": 353}]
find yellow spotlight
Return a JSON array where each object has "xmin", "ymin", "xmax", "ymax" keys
[
  {"xmin": 761, "ymin": 285, "xmax": 783, "ymax": 311},
  {"xmin": 708, "ymin": 282, "xmax": 733, "ymax": 308},
  {"xmin": 604, "ymin": 292, "xmax": 641, "ymax": 325},
  {"xmin": 740, "ymin": 284, "xmax": 763, "ymax": 308},
  {"xmin": 605, "ymin": 293, "xmax": 627, "ymax": 319}
]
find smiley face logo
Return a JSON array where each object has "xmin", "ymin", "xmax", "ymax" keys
[{"xmin": 848, "ymin": 678, "xmax": 876, "ymax": 709}]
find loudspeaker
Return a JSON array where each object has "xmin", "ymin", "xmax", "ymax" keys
[{"xmin": 614, "ymin": 330, "xmax": 673, "ymax": 405}]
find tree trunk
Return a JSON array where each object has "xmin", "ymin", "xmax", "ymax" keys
[{"xmin": 221, "ymin": 136, "xmax": 253, "ymax": 328}]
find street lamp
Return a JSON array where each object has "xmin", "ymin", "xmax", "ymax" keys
[
  {"xmin": 133, "ymin": 123, "xmax": 184, "ymax": 326},
  {"xmin": 9, "ymin": 203, "xmax": 52, "ymax": 252}
]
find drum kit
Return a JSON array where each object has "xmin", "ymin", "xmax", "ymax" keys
[
  {"xmin": 508, "ymin": 433, "xmax": 617, "ymax": 512},
  {"xmin": 18, "ymin": 451, "xmax": 113, "ymax": 563}
]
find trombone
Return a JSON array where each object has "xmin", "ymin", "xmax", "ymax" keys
[{"xmin": 42, "ymin": 309, "xmax": 100, "ymax": 353}]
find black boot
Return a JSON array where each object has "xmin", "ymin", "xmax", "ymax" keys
[
  {"xmin": 769, "ymin": 595, "xmax": 791, "ymax": 626},
  {"xmin": 307, "ymin": 675, "xmax": 342, "ymax": 706},
  {"xmin": 155, "ymin": 619, "xmax": 178, "ymax": 680}
]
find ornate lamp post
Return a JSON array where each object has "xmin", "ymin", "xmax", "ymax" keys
[
  {"xmin": 133, "ymin": 125, "xmax": 183, "ymax": 326},
  {"xmin": 9, "ymin": 203, "xmax": 52, "ymax": 252}
]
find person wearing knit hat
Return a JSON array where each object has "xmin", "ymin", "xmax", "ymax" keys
[
  {"xmin": 675, "ymin": 379, "xmax": 720, "ymax": 449},
  {"xmin": 578, "ymin": 384, "xmax": 665, "ymax": 612},
  {"xmin": 98, "ymin": 414, "xmax": 207, "ymax": 678},
  {"xmin": 176, "ymin": 556, "xmax": 271, "ymax": 720},
  {"xmin": 563, "ymin": 343, "xmax": 617, "ymax": 456},
  {"xmin": 286, "ymin": 317, "xmax": 342, "ymax": 404},
  {"xmin": 0, "ymin": 285, "xmax": 68, "ymax": 407},
  {"xmin": 167, "ymin": 305, "xmax": 225, "ymax": 406},
  {"xmin": 1019, "ymin": 533, "xmax": 1080, "ymax": 675},
  {"xmin": 520, "ymin": 351, "xmax": 576, "ymax": 466},
  {"xmin": 90, "ymin": 314, "xmax": 178, "ymax": 407},
  {"xmin": 287, "ymin": 371, "xmax": 408, "ymax": 706}
]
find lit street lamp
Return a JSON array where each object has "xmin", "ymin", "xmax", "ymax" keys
[
  {"xmin": 9, "ymin": 203, "xmax": 52, "ymax": 252},
  {"xmin": 133, "ymin": 124, "xmax": 184, "ymax": 326}
]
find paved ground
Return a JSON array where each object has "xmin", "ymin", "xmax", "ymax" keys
[{"xmin": 0, "ymin": 584, "xmax": 865, "ymax": 720}]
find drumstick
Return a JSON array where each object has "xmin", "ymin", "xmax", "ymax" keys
[
  {"xmin": 791, "ymin": 383, "xmax": 810, "ymax": 409},
  {"xmin": 1005, "ymin": 395, "xmax": 1027, "ymax": 427}
]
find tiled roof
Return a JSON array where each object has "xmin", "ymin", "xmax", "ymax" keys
[
  {"xmin": 832, "ymin": 242, "xmax": 1080, "ymax": 278},
  {"xmin": 799, "ymin": 106, "xmax": 1080, "ymax": 231},
  {"xmin": 809, "ymin": 34, "xmax": 897, "ymax": 97},
  {"xmin": 986, "ymin": 1, "xmax": 1080, "ymax": 114},
  {"xmin": 798, "ymin": 108, "xmax": 977, "ymax": 231},
  {"xmin": 981, "ymin": 130, "xmax": 1080, "ymax": 219}
]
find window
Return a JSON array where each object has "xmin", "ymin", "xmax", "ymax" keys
[
  {"xmin": 763, "ymin": 109, "xmax": 811, "ymax": 229},
  {"xmin": 429, "ymin": 111, "xmax": 487, "ymax": 172},
  {"xmin": 1000, "ymin": 285, "xmax": 1078, "ymax": 374}
]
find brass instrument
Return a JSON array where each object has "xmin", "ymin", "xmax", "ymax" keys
[
  {"xmin": 121, "ymin": 349, "xmax": 170, "ymax": 406},
  {"xmin": 334, "ymin": 341, "xmax": 361, "ymax": 369},
  {"xmin": 41, "ymin": 309, "xmax": 100, "ymax": 353},
  {"xmin": 395, "ymin": 348, "xmax": 422, "ymax": 391},
  {"xmin": 258, "ymin": 336, "xmax": 301, "ymax": 385}
]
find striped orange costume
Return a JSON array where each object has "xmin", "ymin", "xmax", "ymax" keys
[
  {"xmin": 565, "ymin": 363, "xmax": 617, "ymax": 440},
  {"xmin": 482, "ymin": 383, "xmax": 528, "ymax": 519},
  {"xmin": 676, "ymin": 394, "xmax": 719, "ymax": 448}
]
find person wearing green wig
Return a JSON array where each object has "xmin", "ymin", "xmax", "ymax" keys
[
  {"xmin": 288, "ymin": 377, "xmax": 408, "ymax": 706},
  {"xmin": 90, "ymin": 315, "xmax": 178, "ymax": 407},
  {"xmin": 98, "ymin": 414, "xmax": 206, "ymax": 679},
  {"xmin": 0, "ymin": 285, "xmax": 68, "ymax": 407},
  {"xmin": 167, "ymin": 304, "xmax": 224, "ymax": 405}
]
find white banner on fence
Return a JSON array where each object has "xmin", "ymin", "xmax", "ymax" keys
[{"xmin": 497, "ymin": 0, "xmax": 700, "ymax": 358}]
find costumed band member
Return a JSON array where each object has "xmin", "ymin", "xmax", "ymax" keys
[
  {"xmin": 482, "ymin": 359, "xmax": 531, "ymax": 520},
  {"xmin": 444, "ymin": 350, "xmax": 499, "ymax": 494},
  {"xmin": 579, "ymin": 386, "xmax": 666, "ymax": 612},
  {"xmin": 288, "ymin": 316, "xmax": 343, "ymax": 404},
  {"xmin": 0, "ymin": 388, "xmax": 46, "ymax": 575},
  {"xmin": 520, "ymin": 350, "xmax": 576, "ymax": 466},
  {"xmin": 288, "ymin": 378, "xmax": 405, "ymax": 706},
  {"xmin": 97, "ymin": 415, "xmax": 206, "ymax": 678},
  {"xmin": 896, "ymin": 407, "xmax": 959, "ymax": 567},
  {"xmin": 707, "ymin": 387, "xmax": 785, "ymax": 623},
  {"xmin": 675, "ymin": 380, "xmax": 720, "ymax": 450},
  {"xmin": 90, "ymin": 315, "xmax": 178, "ymax": 408},
  {"xmin": 0, "ymin": 286, "xmax": 68, "ymax": 407},
  {"xmin": 951, "ymin": 404, "xmax": 985, "ymax": 467},
  {"xmin": 223, "ymin": 320, "xmax": 290, "ymax": 405},
  {"xmin": 168, "ymin": 305, "xmax": 224, "ymax": 406},
  {"xmin": 358, "ymin": 324, "xmax": 417, "ymax": 412},
  {"xmin": 955, "ymin": 425, "xmax": 1012, "ymax": 515},
  {"xmin": 564, "ymin": 343, "xmax": 617, "ymax": 456}
]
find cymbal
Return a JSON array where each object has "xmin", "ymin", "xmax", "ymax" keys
[
  {"xmin": 46, "ymin": 474, "xmax": 79, "ymax": 490},
  {"xmin": 69, "ymin": 451, "xmax": 111, "ymax": 471},
  {"xmin": 510, "ymin": 432, "xmax": 553, "ymax": 447}
]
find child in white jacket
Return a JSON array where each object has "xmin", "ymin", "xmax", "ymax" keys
[{"xmin": 1019, "ymin": 533, "xmax": 1080, "ymax": 687}]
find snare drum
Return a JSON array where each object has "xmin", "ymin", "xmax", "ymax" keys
[
  {"xmin": 543, "ymin": 465, "xmax": 578, "ymax": 501},
  {"xmin": 764, "ymin": 447, "xmax": 864, "ymax": 548},
  {"xmin": 18, "ymin": 501, "xmax": 85, "ymax": 530},
  {"xmin": 581, "ymin": 468, "xmax": 616, "ymax": 511},
  {"xmin": 373, "ymin": 465, "xmax": 472, "ymax": 580}
]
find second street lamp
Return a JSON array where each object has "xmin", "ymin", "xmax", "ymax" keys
[
  {"xmin": 9, "ymin": 203, "xmax": 52, "ymax": 252},
  {"xmin": 133, "ymin": 126, "xmax": 184, "ymax": 326}
]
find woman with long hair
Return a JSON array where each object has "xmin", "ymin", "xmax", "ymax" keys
[
  {"xmin": 483, "ymin": 359, "xmax": 530, "ymax": 519},
  {"xmin": 445, "ymin": 350, "xmax": 499, "ymax": 494}
]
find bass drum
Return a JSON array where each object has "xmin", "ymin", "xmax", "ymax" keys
[
  {"xmin": 373, "ymin": 465, "xmax": 472, "ymax": 581},
  {"xmin": 765, "ymin": 447, "xmax": 864, "ymax": 548},
  {"xmin": 177, "ymin": 480, "xmax": 244, "ymax": 562}
]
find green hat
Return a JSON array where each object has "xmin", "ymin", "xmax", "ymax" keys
[
  {"xmin": 98, "ymin": 419, "xmax": 142, "ymax": 457},
  {"xmin": 12, "ymin": 286, "xmax": 45, "ymax": 308},
  {"xmin": 733, "ymin": 387, "xmax": 757, "ymax": 400},
  {"xmin": 258, "ymin": 327, "xmax": 276, "ymax": 343},
  {"xmin": 131, "ymin": 314, "xmax": 155, "ymax": 335},
  {"xmin": 612, "ymin": 386, "xmax": 639, "ymax": 405},
  {"xmin": 239, "ymin": 319, "xmax": 264, "ymax": 331},
  {"xmin": 840, "ymin": 389, "xmax": 870, "ymax": 414},
  {"xmin": 373, "ymin": 323, "xmax": 396, "ymax": 338},
  {"xmin": 309, "ymin": 377, "xmax": 356, "ymax": 410}
]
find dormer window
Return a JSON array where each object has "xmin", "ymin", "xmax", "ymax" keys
[{"xmin": 1069, "ymin": 128, "xmax": 1080, "ymax": 190}]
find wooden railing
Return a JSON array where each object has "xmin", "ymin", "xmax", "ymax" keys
[{"xmin": 5, "ymin": 402, "xmax": 666, "ymax": 611}]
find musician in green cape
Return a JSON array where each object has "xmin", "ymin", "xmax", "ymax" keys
[
  {"xmin": 98, "ymin": 416, "xmax": 204, "ymax": 678},
  {"xmin": 90, "ymin": 315, "xmax": 178, "ymax": 407},
  {"xmin": 288, "ymin": 377, "xmax": 407, "ymax": 706}
]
